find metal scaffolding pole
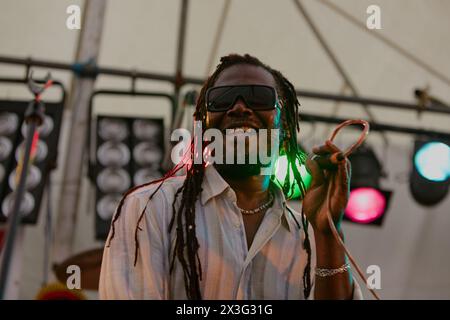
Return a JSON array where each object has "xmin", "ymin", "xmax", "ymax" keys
[
  {"xmin": 1, "ymin": 55, "xmax": 449, "ymax": 116},
  {"xmin": 53, "ymin": 0, "xmax": 107, "ymax": 262},
  {"xmin": 300, "ymin": 112, "xmax": 450, "ymax": 140}
]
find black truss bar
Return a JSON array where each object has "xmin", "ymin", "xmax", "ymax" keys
[
  {"xmin": 296, "ymin": 90, "xmax": 450, "ymax": 115},
  {"xmin": 300, "ymin": 112, "xmax": 450, "ymax": 140},
  {"xmin": 1, "ymin": 55, "xmax": 449, "ymax": 117}
]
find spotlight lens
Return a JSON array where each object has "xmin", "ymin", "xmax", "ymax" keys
[
  {"xmin": 97, "ymin": 194, "xmax": 122, "ymax": 221},
  {"xmin": 0, "ymin": 112, "xmax": 19, "ymax": 135},
  {"xmin": 98, "ymin": 118, "xmax": 128, "ymax": 141},
  {"xmin": 9, "ymin": 165, "xmax": 42, "ymax": 190},
  {"xmin": 345, "ymin": 188, "xmax": 386, "ymax": 223},
  {"xmin": 2, "ymin": 192, "xmax": 35, "ymax": 217},
  {"xmin": 133, "ymin": 142, "xmax": 163, "ymax": 166},
  {"xmin": 273, "ymin": 155, "xmax": 312, "ymax": 198},
  {"xmin": 15, "ymin": 140, "xmax": 48, "ymax": 163},
  {"xmin": 414, "ymin": 142, "xmax": 450, "ymax": 182},
  {"xmin": 21, "ymin": 115, "xmax": 54, "ymax": 138},
  {"xmin": 133, "ymin": 120, "xmax": 161, "ymax": 140},
  {"xmin": 97, "ymin": 141, "xmax": 130, "ymax": 167},
  {"xmin": 97, "ymin": 168, "xmax": 131, "ymax": 193},
  {"xmin": 0, "ymin": 137, "xmax": 13, "ymax": 161}
]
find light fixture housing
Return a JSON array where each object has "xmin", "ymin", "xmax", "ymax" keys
[
  {"xmin": 344, "ymin": 144, "xmax": 392, "ymax": 226},
  {"xmin": 410, "ymin": 138, "xmax": 450, "ymax": 206},
  {"xmin": 0, "ymin": 98, "xmax": 63, "ymax": 225},
  {"xmin": 93, "ymin": 115, "xmax": 165, "ymax": 240}
]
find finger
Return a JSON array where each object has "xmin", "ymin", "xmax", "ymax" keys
[
  {"xmin": 312, "ymin": 141, "xmax": 341, "ymax": 155},
  {"xmin": 311, "ymin": 144, "xmax": 332, "ymax": 155},
  {"xmin": 332, "ymin": 158, "xmax": 351, "ymax": 206},
  {"xmin": 325, "ymin": 140, "xmax": 343, "ymax": 154},
  {"xmin": 306, "ymin": 155, "xmax": 325, "ymax": 188}
]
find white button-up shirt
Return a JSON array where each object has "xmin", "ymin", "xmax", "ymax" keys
[{"xmin": 99, "ymin": 165, "xmax": 362, "ymax": 299}]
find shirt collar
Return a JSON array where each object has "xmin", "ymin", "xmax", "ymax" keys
[
  {"xmin": 271, "ymin": 187, "xmax": 293, "ymax": 233},
  {"xmin": 200, "ymin": 165, "xmax": 231, "ymax": 205},
  {"xmin": 200, "ymin": 165, "xmax": 297, "ymax": 233}
]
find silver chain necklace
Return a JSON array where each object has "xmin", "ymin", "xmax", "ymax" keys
[{"xmin": 238, "ymin": 192, "xmax": 274, "ymax": 215}]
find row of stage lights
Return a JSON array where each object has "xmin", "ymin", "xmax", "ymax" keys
[
  {"xmin": 92, "ymin": 116, "xmax": 165, "ymax": 239},
  {"xmin": 0, "ymin": 101, "xmax": 62, "ymax": 224}
]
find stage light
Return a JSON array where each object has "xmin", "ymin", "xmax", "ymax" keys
[
  {"xmin": 0, "ymin": 99, "xmax": 64, "ymax": 225},
  {"xmin": 414, "ymin": 141, "xmax": 450, "ymax": 182},
  {"xmin": 345, "ymin": 144, "xmax": 392, "ymax": 225},
  {"xmin": 92, "ymin": 115, "xmax": 165, "ymax": 240},
  {"xmin": 410, "ymin": 138, "xmax": 449, "ymax": 206},
  {"xmin": 96, "ymin": 194, "xmax": 122, "ymax": 221},
  {"xmin": 97, "ymin": 141, "xmax": 130, "ymax": 167},
  {"xmin": 15, "ymin": 140, "xmax": 48, "ymax": 163},
  {"xmin": 97, "ymin": 168, "xmax": 131, "ymax": 193},
  {"xmin": 21, "ymin": 115, "xmax": 54, "ymax": 138},
  {"xmin": 98, "ymin": 118, "xmax": 129, "ymax": 141},
  {"xmin": 133, "ymin": 142, "xmax": 163, "ymax": 166},
  {"xmin": 346, "ymin": 187, "xmax": 387, "ymax": 224},
  {"xmin": 133, "ymin": 119, "xmax": 162, "ymax": 141},
  {"xmin": 8, "ymin": 165, "xmax": 42, "ymax": 190},
  {"xmin": 1, "ymin": 191, "xmax": 35, "ymax": 218},
  {"xmin": 273, "ymin": 154, "xmax": 312, "ymax": 199},
  {"xmin": 0, "ymin": 112, "xmax": 19, "ymax": 135},
  {"xmin": 0, "ymin": 137, "xmax": 13, "ymax": 161}
]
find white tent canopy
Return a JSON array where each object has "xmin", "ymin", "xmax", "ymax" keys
[{"xmin": 0, "ymin": 0, "xmax": 449, "ymax": 299}]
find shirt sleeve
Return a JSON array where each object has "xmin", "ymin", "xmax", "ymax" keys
[{"xmin": 99, "ymin": 191, "xmax": 170, "ymax": 299}]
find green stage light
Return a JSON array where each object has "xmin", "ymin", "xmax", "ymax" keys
[{"xmin": 273, "ymin": 154, "xmax": 312, "ymax": 199}]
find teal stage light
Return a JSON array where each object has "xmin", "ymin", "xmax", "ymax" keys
[
  {"xmin": 414, "ymin": 141, "xmax": 450, "ymax": 182},
  {"xmin": 410, "ymin": 138, "xmax": 450, "ymax": 206}
]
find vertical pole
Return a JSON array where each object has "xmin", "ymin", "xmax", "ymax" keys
[
  {"xmin": 53, "ymin": 0, "xmax": 107, "ymax": 262},
  {"xmin": 2, "ymin": 229, "xmax": 24, "ymax": 299},
  {"xmin": 163, "ymin": 0, "xmax": 190, "ymax": 170},
  {"xmin": 0, "ymin": 118, "xmax": 38, "ymax": 299},
  {"xmin": 175, "ymin": 0, "xmax": 189, "ymax": 101}
]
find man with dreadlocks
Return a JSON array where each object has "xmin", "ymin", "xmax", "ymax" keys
[{"xmin": 99, "ymin": 54, "xmax": 362, "ymax": 300}]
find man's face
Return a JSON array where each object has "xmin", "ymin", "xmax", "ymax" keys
[
  {"xmin": 206, "ymin": 64, "xmax": 282, "ymax": 177},
  {"xmin": 206, "ymin": 64, "xmax": 281, "ymax": 132}
]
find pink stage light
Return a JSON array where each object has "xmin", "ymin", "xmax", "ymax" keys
[{"xmin": 345, "ymin": 187, "xmax": 386, "ymax": 224}]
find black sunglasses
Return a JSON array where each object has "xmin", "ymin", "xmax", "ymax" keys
[{"xmin": 206, "ymin": 85, "xmax": 279, "ymax": 112}]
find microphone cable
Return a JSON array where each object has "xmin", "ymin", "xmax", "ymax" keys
[{"xmin": 317, "ymin": 119, "xmax": 381, "ymax": 300}]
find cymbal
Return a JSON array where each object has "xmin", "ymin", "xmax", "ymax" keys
[{"xmin": 52, "ymin": 247, "xmax": 104, "ymax": 291}]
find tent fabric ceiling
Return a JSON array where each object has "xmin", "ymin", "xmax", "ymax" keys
[
  {"xmin": 96, "ymin": 0, "xmax": 450, "ymax": 134},
  {"xmin": 0, "ymin": 0, "xmax": 450, "ymax": 300},
  {"xmin": 2, "ymin": 0, "xmax": 449, "ymax": 132}
]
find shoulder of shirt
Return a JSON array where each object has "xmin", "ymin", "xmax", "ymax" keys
[
  {"xmin": 125, "ymin": 175, "xmax": 186, "ymax": 201},
  {"xmin": 113, "ymin": 175, "xmax": 186, "ymax": 227}
]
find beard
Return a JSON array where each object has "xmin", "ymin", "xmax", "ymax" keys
[
  {"xmin": 215, "ymin": 163, "xmax": 262, "ymax": 179},
  {"xmin": 214, "ymin": 145, "xmax": 272, "ymax": 179},
  {"xmin": 207, "ymin": 128, "xmax": 279, "ymax": 179}
]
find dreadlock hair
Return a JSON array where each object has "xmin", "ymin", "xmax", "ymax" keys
[{"xmin": 107, "ymin": 53, "xmax": 312, "ymax": 300}]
